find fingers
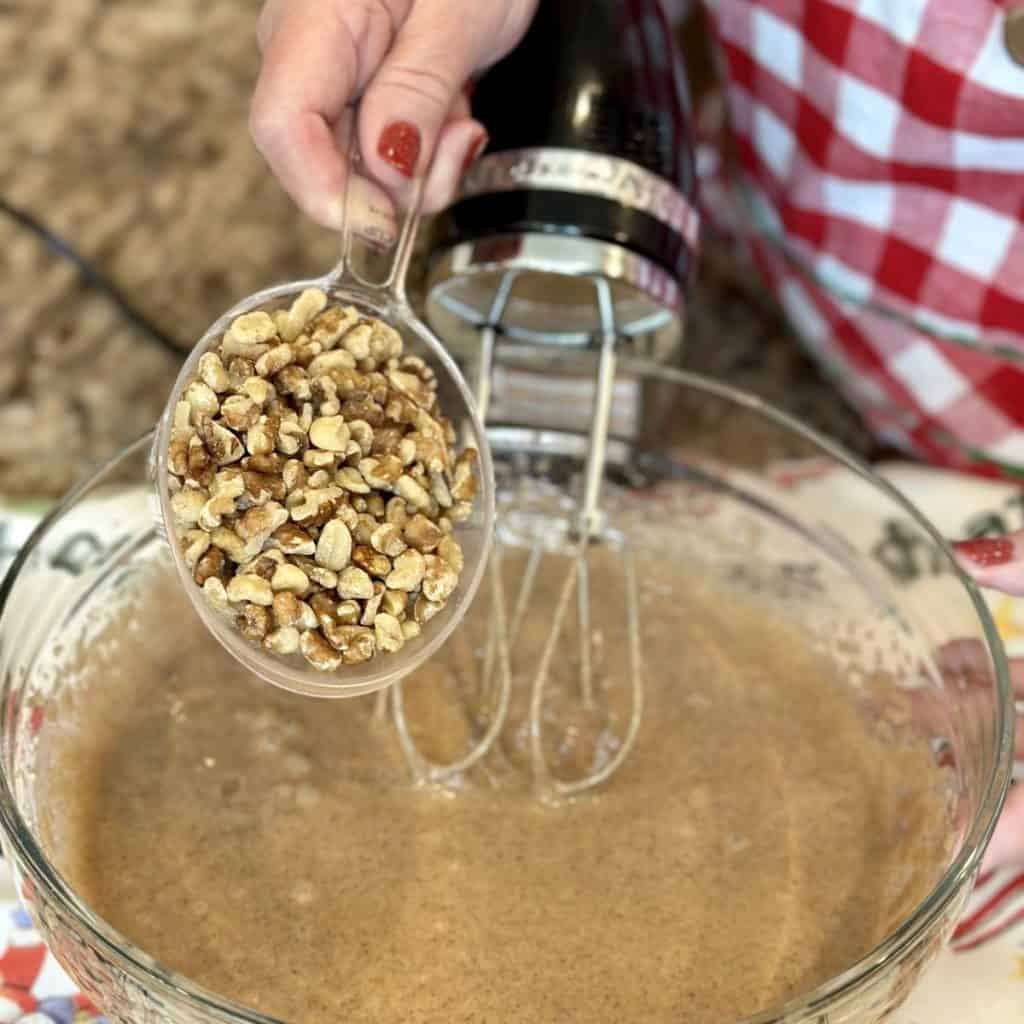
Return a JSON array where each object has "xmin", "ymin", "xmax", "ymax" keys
[
  {"xmin": 418, "ymin": 90, "xmax": 486, "ymax": 213},
  {"xmin": 251, "ymin": 0, "xmax": 531, "ymax": 227},
  {"xmin": 982, "ymin": 656, "xmax": 1024, "ymax": 873},
  {"xmin": 934, "ymin": 639, "xmax": 1024, "ymax": 705},
  {"xmin": 935, "ymin": 636, "xmax": 992, "ymax": 684},
  {"xmin": 327, "ymin": 111, "xmax": 400, "ymax": 245},
  {"xmin": 982, "ymin": 783, "xmax": 1024, "ymax": 872},
  {"xmin": 943, "ymin": 534, "xmax": 1024, "ymax": 870},
  {"xmin": 356, "ymin": 2, "xmax": 485, "ymax": 195},
  {"xmin": 1012, "ymin": 658, "xmax": 1024, "ymax": 699},
  {"xmin": 952, "ymin": 532, "xmax": 1024, "ymax": 596},
  {"xmin": 255, "ymin": 0, "xmax": 287, "ymax": 51},
  {"xmin": 250, "ymin": 4, "xmax": 356, "ymax": 227},
  {"xmin": 422, "ymin": 117, "xmax": 487, "ymax": 213},
  {"xmin": 249, "ymin": 0, "xmax": 392, "ymax": 229}
]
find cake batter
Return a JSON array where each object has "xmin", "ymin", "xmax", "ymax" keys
[{"xmin": 37, "ymin": 538, "xmax": 952, "ymax": 1023}]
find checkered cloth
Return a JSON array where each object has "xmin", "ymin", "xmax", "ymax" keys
[{"xmin": 700, "ymin": 0, "xmax": 1024, "ymax": 477}]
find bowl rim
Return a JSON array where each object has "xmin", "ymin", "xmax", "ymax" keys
[{"xmin": 0, "ymin": 362, "xmax": 1012, "ymax": 1024}]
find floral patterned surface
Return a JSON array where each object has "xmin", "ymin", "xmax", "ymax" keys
[{"xmin": 0, "ymin": 903, "xmax": 99, "ymax": 1023}]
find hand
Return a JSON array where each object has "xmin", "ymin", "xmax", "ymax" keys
[
  {"xmin": 249, "ymin": 0, "xmax": 537, "ymax": 234},
  {"xmin": 953, "ymin": 534, "xmax": 1024, "ymax": 871}
]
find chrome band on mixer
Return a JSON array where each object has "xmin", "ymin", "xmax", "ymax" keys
[
  {"xmin": 429, "ymin": 234, "xmax": 684, "ymax": 342},
  {"xmin": 461, "ymin": 147, "xmax": 700, "ymax": 246}
]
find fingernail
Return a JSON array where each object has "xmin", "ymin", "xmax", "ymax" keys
[
  {"xmin": 953, "ymin": 537, "xmax": 1015, "ymax": 568},
  {"xmin": 462, "ymin": 78, "xmax": 476, "ymax": 100},
  {"xmin": 461, "ymin": 131, "xmax": 488, "ymax": 178},
  {"xmin": 377, "ymin": 121, "xmax": 421, "ymax": 178}
]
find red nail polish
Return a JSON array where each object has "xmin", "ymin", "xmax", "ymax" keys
[
  {"xmin": 954, "ymin": 537, "xmax": 1015, "ymax": 567},
  {"xmin": 460, "ymin": 132, "xmax": 488, "ymax": 177},
  {"xmin": 377, "ymin": 121, "xmax": 420, "ymax": 178}
]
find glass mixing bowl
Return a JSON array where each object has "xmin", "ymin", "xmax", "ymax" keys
[{"xmin": 0, "ymin": 365, "xmax": 1012, "ymax": 1024}]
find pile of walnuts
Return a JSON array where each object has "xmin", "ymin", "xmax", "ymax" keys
[{"xmin": 165, "ymin": 287, "xmax": 478, "ymax": 671}]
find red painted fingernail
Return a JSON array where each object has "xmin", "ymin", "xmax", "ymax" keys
[
  {"xmin": 953, "ymin": 537, "xmax": 1015, "ymax": 567},
  {"xmin": 377, "ymin": 121, "xmax": 420, "ymax": 178},
  {"xmin": 460, "ymin": 132, "xmax": 488, "ymax": 177}
]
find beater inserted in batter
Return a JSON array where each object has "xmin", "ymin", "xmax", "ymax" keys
[{"xmin": 380, "ymin": 272, "xmax": 644, "ymax": 800}]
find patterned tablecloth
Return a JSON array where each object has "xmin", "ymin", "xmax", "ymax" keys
[{"xmin": 0, "ymin": 461, "xmax": 1019, "ymax": 1022}]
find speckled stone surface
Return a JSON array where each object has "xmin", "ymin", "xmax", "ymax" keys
[{"xmin": 0, "ymin": 0, "xmax": 875, "ymax": 499}]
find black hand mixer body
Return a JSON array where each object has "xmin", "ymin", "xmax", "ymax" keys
[
  {"xmin": 427, "ymin": 0, "xmax": 699, "ymax": 468},
  {"xmin": 436, "ymin": 0, "xmax": 698, "ymax": 289}
]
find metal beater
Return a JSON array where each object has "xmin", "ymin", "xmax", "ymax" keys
[{"xmin": 379, "ymin": 0, "xmax": 700, "ymax": 799}]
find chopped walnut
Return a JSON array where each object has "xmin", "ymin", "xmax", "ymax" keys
[
  {"xmin": 271, "ymin": 523, "xmax": 316, "ymax": 556},
  {"xmin": 271, "ymin": 563, "xmax": 310, "ymax": 595},
  {"xmin": 265, "ymin": 626, "xmax": 301, "ymax": 656},
  {"xmin": 403, "ymin": 513, "xmax": 442, "ymax": 553},
  {"xmin": 352, "ymin": 545, "xmax": 391, "ymax": 580},
  {"xmin": 374, "ymin": 612, "xmax": 404, "ymax": 653},
  {"xmin": 164, "ymin": 297, "xmax": 480, "ymax": 671},
  {"xmin": 194, "ymin": 546, "xmax": 226, "ymax": 586},
  {"xmin": 226, "ymin": 574, "xmax": 274, "ymax": 606},
  {"xmin": 299, "ymin": 629, "xmax": 343, "ymax": 671},
  {"xmin": 422, "ymin": 558, "xmax": 458, "ymax": 603},
  {"xmin": 333, "ymin": 563, "xmax": 372, "ymax": 600},
  {"xmin": 381, "ymin": 589, "xmax": 407, "ymax": 619},
  {"xmin": 315, "ymin": 519, "xmax": 353, "ymax": 572},
  {"xmin": 437, "ymin": 535, "xmax": 464, "ymax": 574},
  {"xmin": 386, "ymin": 548, "xmax": 426, "ymax": 592},
  {"xmin": 239, "ymin": 604, "xmax": 271, "ymax": 642},
  {"xmin": 273, "ymin": 591, "xmax": 302, "ymax": 629},
  {"xmin": 203, "ymin": 577, "xmax": 230, "ymax": 612},
  {"xmin": 370, "ymin": 522, "xmax": 407, "ymax": 558}
]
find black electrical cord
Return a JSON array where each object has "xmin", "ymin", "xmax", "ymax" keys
[{"xmin": 0, "ymin": 196, "xmax": 186, "ymax": 358}]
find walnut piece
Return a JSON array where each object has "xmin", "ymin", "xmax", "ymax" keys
[
  {"xmin": 164, "ymin": 300, "xmax": 480, "ymax": 671},
  {"xmin": 315, "ymin": 519, "xmax": 353, "ymax": 572}
]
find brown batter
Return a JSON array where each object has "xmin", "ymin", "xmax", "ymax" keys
[{"xmin": 37, "ymin": 534, "xmax": 953, "ymax": 1023}]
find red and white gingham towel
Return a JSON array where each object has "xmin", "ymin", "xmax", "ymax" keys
[{"xmin": 699, "ymin": 0, "xmax": 1024, "ymax": 478}]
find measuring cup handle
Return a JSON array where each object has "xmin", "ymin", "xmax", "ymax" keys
[{"xmin": 324, "ymin": 122, "xmax": 428, "ymax": 304}]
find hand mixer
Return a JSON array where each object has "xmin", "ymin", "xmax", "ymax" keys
[{"xmin": 378, "ymin": 0, "xmax": 701, "ymax": 799}]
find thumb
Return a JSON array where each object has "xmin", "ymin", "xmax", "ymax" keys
[
  {"xmin": 356, "ymin": 6, "xmax": 482, "ymax": 192},
  {"xmin": 952, "ymin": 532, "xmax": 1024, "ymax": 596}
]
